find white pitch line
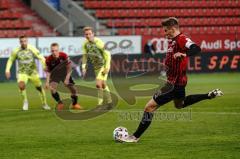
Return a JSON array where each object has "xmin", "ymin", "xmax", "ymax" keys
[{"xmin": 0, "ymin": 109, "xmax": 240, "ymax": 115}]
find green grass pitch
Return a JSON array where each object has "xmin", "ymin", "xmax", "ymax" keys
[{"xmin": 0, "ymin": 73, "xmax": 240, "ymax": 159}]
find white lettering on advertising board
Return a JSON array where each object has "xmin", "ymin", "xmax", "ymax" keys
[{"xmin": 0, "ymin": 36, "xmax": 141, "ymax": 58}]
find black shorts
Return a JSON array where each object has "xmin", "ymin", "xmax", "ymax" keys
[
  {"xmin": 50, "ymin": 76, "xmax": 75, "ymax": 85},
  {"xmin": 153, "ymin": 83, "xmax": 186, "ymax": 106}
]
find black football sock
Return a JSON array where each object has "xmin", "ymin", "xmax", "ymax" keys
[
  {"xmin": 133, "ymin": 111, "xmax": 154, "ymax": 138},
  {"xmin": 183, "ymin": 94, "xmax": 209, "ymax": 107},
  {"xmin": 71, "ymin": 95, "xmax": 78, "ymax": 105},
  {"xmin": 51, "ymin": 92, "xmax": 62, "ymax": 104}
]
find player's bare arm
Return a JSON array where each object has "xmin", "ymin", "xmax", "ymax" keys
[
  {"xmin": 173, "ymin": 52, "xmax": 186, "ymax": 59},
  {"xmin": 64, "ymin": 60, "xmax": 72, "ymax": 85},
  {"xmin": 5, "ymin": 49, "xmax": 17, "ymax": 80},
  {"xmin": 81, "ymin": 58, "xmax": 87, "ymax": 78},
  {"xmin": 45, "ymin": 72, "xmax": 50, "ymax": 90},
  {"xmin": 5, "ymin": 72, "xmax": 11, "ymax": 79}
]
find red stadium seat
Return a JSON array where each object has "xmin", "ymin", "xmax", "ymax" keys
[
  {"xmin": 83, "ymin": 0, "xmax": 240, "ymax": 9},
  {"xmin": 83, "ymin": 0, "xmax": 239, "ymax": 37},
  {"xmin": 0, "ymin": 0, "xmax": 55, "ymax": 37}
]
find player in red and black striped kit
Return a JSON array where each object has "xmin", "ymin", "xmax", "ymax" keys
[
  {"xmin": 45, "ymin": 43, "xmax": 82, "ymax": 110},
  {"xmin": 120, "ymin": 17, "xmax": 223, "ymax": 143}
]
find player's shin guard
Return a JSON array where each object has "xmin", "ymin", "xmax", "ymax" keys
[
  {"xmin": 133, "ymin": 111, "xmax": 154, "ymax": 138},
  {"xmin": 19, "ymin": 89, "xmax": 28, "ymax": 102},
  {"xmin": 51, "ymin": 92, "xmax": 62, "ymax": 104},
  {"xmin": 103, "ymin": 86, "xmax": 112, "ymax": 104},
  {"xmin": 97, "ymin": 88, "xmax": 104, "ymax": 105},
  {"xmin": 36, "ymin": 87, "xmax": 47, "ymax": 105},
  {"xmin": 183, "ymin": 94, "xmax": 209, "ymax": 107},
  {"xmin": 71, "ymin": 95, "xmax": 78, "ymax": 105}
]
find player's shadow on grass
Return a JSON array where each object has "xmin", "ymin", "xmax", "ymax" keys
[{"xmin": 55, "ymin": 83, "xmax": 118, "ymax": 120}]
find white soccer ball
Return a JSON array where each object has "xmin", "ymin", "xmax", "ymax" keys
[{"xmin": 113, "ymin": 126, "xmax": 129, "ymax": 142}]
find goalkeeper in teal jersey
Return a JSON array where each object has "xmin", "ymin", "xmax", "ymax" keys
[
  {"xmin": 5, "ymin": 36, "xmax": 50, "ymax": 111},
  {"xmin": 82, "ymin": 27, "xmax": 112, "ymax": 105}
]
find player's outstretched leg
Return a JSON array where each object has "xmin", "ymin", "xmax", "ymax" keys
[
  {"xmin": 36, "ymin": 86, "xmax": 51, "ymax": 110},
  {"xmin": 31, "ymin": 74, "xmax": 50, "ymax": 110},
  {"xmin": 18, "ymin": 81, "xmax": 28, "ymax": 111},
  {"xmin": 120, "ymin": 99, "xmax": 158, "ymax": 143},
  {"xmin": 120, "ymin": 83, "xmax": 174, "ymax": 143},
  {"xmin": 175, "ymin": 89, "xmax": 224, "ymax": 108},
  {"xmin": 119, "ymin": 88, "xmax": 223, "ymax": 143}
]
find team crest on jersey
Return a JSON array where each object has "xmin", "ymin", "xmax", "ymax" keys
[
  {"xmin": 86, "ymin": 44, "xmax": 91, "ymax": 49},
  {"xmin": 167, "ymin": 40, "xmax": 176, "ymax": 53},
  {"xmin": 171, "ymin": 40, "xmax": 176, "ymax": 45}
]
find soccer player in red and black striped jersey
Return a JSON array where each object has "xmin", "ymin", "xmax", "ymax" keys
[
  {"xmin": 120, "ymin": 17, "xmax": 223, "ymax": 143},
  {"xmin": 45, "ymin": 43, "xmax": 82, "ymax": 110}
]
